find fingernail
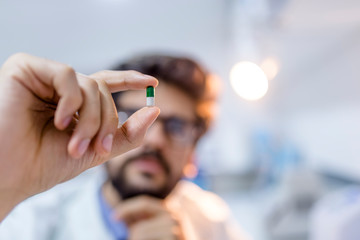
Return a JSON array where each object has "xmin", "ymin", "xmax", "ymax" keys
[
  {"xmin": 63, "ymin": 116, "xmax": 72, "ymax": 128},
  {"xmin": 102, "ymin": 134, "xmax": 113, "ymax": 153},
  {"xmin": 78, "ymin": 138, "xmax": 90, "ymax": 156},
  {"xmin": 142, "ymin": 74, "xmax": 158, "ymax": 81},
  {"xmin": 142, "ymin": 74, "xmax": 154, "ymax": 79}
]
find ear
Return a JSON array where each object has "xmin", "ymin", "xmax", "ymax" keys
[{"xmin": 183, "ymin": 153, "xmax": 198, "ymax": 179}]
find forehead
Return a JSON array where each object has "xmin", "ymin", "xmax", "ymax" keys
[{"xmin": 116, "ymin": 82, "xmax": 197, "ymax": 120}]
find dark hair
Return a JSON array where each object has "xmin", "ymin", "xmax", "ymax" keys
[{"xmin": 112, "ymin": 54, "xmax": 218, "ymax": 134}]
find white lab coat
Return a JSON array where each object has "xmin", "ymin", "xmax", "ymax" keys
[
  {"xmin": 310, "ymin": 186, "xmax": 360, "ymax": 240},
  {"xmin": 0, "ymin": 170, "xmax": 248, "ymax": 240}
]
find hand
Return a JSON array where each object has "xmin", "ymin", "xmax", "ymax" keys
[
  {"xmin": 114, "ymin": 196, "xmax": 184, "ymax": 240},
  {"xmin": 0, "ymin": 53, "xmax": 160, "ymax": 220}
]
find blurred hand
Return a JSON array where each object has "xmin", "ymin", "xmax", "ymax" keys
[
  {"xmin": 114, "ymin": 196, "xmax": 184, "ymax": 240},
  {"xmin": 0, "ymin": 53, "xmax": 160, "ymax": 220}
]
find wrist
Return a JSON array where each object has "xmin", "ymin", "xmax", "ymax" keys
[{"xmin": 0, "ymin": 187, "xmax": 26, "ymax": 221}]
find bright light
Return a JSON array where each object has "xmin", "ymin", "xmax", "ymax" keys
[
  {"xmin": 261, "ymin": 58, "xmax": 279, "ymax": 80},
  {"xmin": 230, "ymin": 61, "xmax": 268, "ymax": 101}
]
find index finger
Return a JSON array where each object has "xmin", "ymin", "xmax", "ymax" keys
[
  {"xmin": 113, "ymin": 196, "xmax": 166, "ymax": 223},
  {"xmin": 90, "ymin": 70, "xmax": 158, "ymax": 93}
]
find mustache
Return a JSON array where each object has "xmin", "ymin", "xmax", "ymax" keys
[{"xmin": 122, "ymin": 150, "xmax": 170, "ymax": 175}]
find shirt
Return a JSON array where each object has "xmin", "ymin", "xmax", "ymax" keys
[{"xmin": 98, "ymin": 188, "xmax": 128, "ymax": 240}]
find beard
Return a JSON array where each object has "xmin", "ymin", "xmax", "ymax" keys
[{"xmin": 109, "ymin": 149, "xmax": 179, "ymax": 200}]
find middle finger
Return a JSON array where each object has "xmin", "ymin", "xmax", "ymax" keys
[{"xmin": 67, "ymin": 74, "xmax": 101, "ymax": 159}]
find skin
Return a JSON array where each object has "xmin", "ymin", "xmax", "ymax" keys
[
  {"xmin": 0, "ymin": 53, "xmax": 160, "ymax": 221},
  {"xmin": 103, "ymin": 81, "xmax": 199, "ymax": 240}
]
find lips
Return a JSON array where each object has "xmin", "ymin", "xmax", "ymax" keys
[{"xmin": 130, "ymin": 156, "xmax": 165, "ymax": 176}]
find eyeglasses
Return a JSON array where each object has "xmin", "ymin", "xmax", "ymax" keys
[{"xmin": 117, "ymin": 108, "xmax": 204, "ymax": 145}]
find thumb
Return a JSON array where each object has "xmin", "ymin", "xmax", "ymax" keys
[{"xmin": 110, "ymin": 107, "xmax": 160, "ymax": 158}]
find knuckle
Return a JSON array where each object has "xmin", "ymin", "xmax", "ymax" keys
[
  {"xmin": 95, "ymin": 78, "xmax": 105, "ymax": 86},
  {"xmin": 8, "ymin": 52, "xmax": 28, "ymax": 62},
  {"xmin": 60, "ymin": 64, "xmax": 75, "ymax": 77},
  {"xmin": 2, "ymin": 66, "xmax": 22, "ymax": 81},
  {"xmin": 125, "ymin": 70, "xmax": 141, "ymax": 78},
  {"xmin": 127, "ymin": 70, "xmax": 138, "ymax": 74},
  {"xmin": 86, "ymin": 78, "xmax": 99, "ymax": 92},
  {"xmin": 91, "ymin": 70, "xmax": 110, "ymax": 79},
  {"xmin": 2, "ymin": 54, "xmax": 28, "ymax": 83},
  {"xmin": 95, "ymin": 79, "xmax": 109, "ymax": 93},
  {"xmin": 3, "ymin": 53, "xmax": 27, "ymax": 71}
]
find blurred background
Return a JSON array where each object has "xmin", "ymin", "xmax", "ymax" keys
[{"xmin": 1, "ymin": 0, "xmax": 360, "ymax": 239}]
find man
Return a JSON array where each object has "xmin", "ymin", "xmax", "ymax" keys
[{"xmin": 0, "ymin": 54, "xmax": 248, "ymax": 240}]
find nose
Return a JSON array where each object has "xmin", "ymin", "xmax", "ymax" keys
[{"xmin": 143, "ymin": 120, "xmax": 168, "ymax": 148}]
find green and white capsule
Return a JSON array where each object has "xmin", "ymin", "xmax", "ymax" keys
[{"xmin": 146, "ymin": 86, "xmax": 155, "ymax": 106}]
